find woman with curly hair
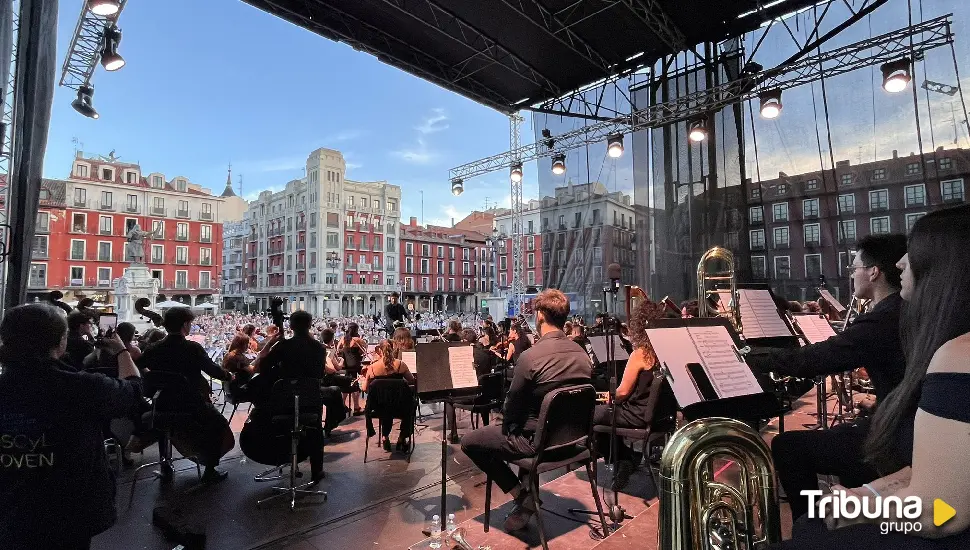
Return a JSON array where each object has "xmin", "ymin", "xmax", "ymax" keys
[{"xmin": 593, "ymin": 299, "xmax": 668, "ymax": 490}]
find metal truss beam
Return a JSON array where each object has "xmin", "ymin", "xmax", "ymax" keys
[
  {"xmin": 497, "ymin": 0, "xmax": 614, "ymax": 76},
  {"xmin": 449, "ymin": 15, "xmax": 952, "ymax": 182},
  {"xmin": 377, "ymin": 0, "xmax": 562, "ymax": 97},
  {"xmin": 58, "ymin": 0, "xmax": 127, "ymax": 90},
  {"xmin": 618, "ymin": 0, "xmax": 686, "ymax": 53},
  {"xmin": 244, "ymin": 0, "xmax": 511, "ymax": 112},
  {"xmin": 509, "ymin": 113, "xmax": 524, "ymax": 315}
]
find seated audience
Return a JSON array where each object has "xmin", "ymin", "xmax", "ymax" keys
[
  {"xmin": 461, "ymin": 289, "xmax": 592, "ymax": 532},
  {"xmin": 0, "ymin": 304, "xmax": 143, "ymax": 550}
]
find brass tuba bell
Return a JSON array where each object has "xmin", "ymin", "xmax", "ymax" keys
[
  {"xmin": 658, "ymin": 417, "xmax": 781, "ymax": 550},
  {"xmin": 697, "ymin": 246, "xmax": 741, "ymax": 333}
]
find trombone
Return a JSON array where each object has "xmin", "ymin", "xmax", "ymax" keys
[{"xmin": 696, "ymin": 246, "xmax": 741, "ymax": 334}]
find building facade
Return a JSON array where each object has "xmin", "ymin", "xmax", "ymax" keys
[
  {"xmin": 493, "ymin": 200, "xmax": 544, "ymax": 293},
  {"xmin": 744, "ymin": 146, "xmax": 969, "ymax": 302},
  {"xmin": 399, "ymin": 217, "xmax": 485, "ymax": 313},
  {"xmin": 245, "ymin": 148, "xmax": 402, "ymax": 316},
  {"xmin": 222, "ymin": 220, "xmax": 248, "ymax": 310},
  {"xmin": 538, "ymin": 182, "xmax": 637, "ymax": 317},
  {"xmin": 29, "ymin": 152, "xmax": 226, "ymax": 305}
]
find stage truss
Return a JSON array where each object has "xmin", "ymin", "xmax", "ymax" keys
[
  {"xmin": 455, "ymin": 3, "xmax": 954, "ymax": 309},
  {"xmin": 59, "ymin": 0, "xmax": 127, "ymax": 90},
  {"xmin": 0, "ymin": 0, "xmax": 18, "ymax": 312}
]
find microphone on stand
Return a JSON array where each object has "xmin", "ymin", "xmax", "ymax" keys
[{"xmin": 606, "ymin": 263, "xmax": 622, "ymax": 296}]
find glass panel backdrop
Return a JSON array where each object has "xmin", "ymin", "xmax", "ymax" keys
[{"xmin": 526, "ymin": 0, "xmax": 970, "ymax": 323}]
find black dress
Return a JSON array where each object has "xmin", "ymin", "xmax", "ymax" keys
[{"xmin": 768, "ymin": 372, "xmax": 970, "ymax": 549}]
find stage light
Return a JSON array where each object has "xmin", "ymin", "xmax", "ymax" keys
[
  {"xmin": 881, "ymin": 58, "xmax": 911, "ymax": 93},
  {"xmin": 87, "ymin": 0, "xmax": 120, "ymax": 16},
  {"xmin": 688, "ymin": 117, "xmax": 708, "ymax": 142},
  {"xmin": 759, "ymin": 89, "xmax": 782, "ymax": 119},
  {"xmin": 451, "ymin": 178, "xmax": 463, "ymax": 196},
  {"xmin": 607, "ymin": 134, "xmax": 624, "ymax": 158},
  {"xmin": 551, "ymin": 153, "xmax": 566, "ymax": 175},
  {"xmin": 510, "ymin": 162, "xmax": 523, "ymax": 183},
  {"xmin": 100, "ymin": 25, "xmax": 125, "ymax": 71},
  {"xmin": 72, "ymin": 85, "xmax": 99, "ymax": 119}
]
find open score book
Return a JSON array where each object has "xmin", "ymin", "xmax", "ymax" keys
[{"xmin": 646, "ymin": 324, "xmax": 763, "ymax": 407}]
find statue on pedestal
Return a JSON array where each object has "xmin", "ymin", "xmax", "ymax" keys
[{"xmin": 126, "ymin": 223, "xmax": 156, "ymax": 265}]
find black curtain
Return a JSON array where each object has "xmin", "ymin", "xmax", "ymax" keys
[{"xmin": 4, "ymin": 0, "xmax": 57, "ymax": 309}]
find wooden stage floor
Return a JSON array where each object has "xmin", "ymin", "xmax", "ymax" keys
[{"xmin": 92, "ymin": 385, "xmax": 857, "ymax": 550}]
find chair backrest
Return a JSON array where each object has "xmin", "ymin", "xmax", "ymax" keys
[
  {"xmin": 641, "ymin": 372, "xmax": 666, "ymax": 426},
  {"xmin": 533, "ymin": 384, "xmax": 596, "ymax": 455},
  {"xmin": 142, "ymin": 370, "xmax": 192, "ymax": 411},
  {"xmin": 479, "ymin": 372, "xmax": 505, "ymax": 402},
  {"xmin": 365, "ymin": 377, "xmax": 414, "ymax": 416},
  {"xmin": 267, "ymin": 378, "xmax": 323, "ymax": 418}
]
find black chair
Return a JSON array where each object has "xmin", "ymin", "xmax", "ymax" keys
[
  {"xmin": 256, "ymin": 378, "xmax": 328, "ymax": 510},
  {"xmin": 483, "ymin": 384, "xmax": 608, "ymax": 550},
  {"xmin": 592, "ymin": 373, "xmax": 668, "ymax": 490},
  {"xmin": 363, "ymin": 377, "xmax": 417, "ymax": 463},
  {"xmin": 452, "ymin": 372, "xmax": 504, "ymax": 430},
  {"xmin": 221, "ymin": 376, "xmax": 253, "ymax": 424},
  {"xmin": 130, "ymin": 370, "xmax": 202, "ymax": 502}
]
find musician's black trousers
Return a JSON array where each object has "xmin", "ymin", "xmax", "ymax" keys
[
  {"xmin": 771, "ymin": 419, "xmax": 878, "ymax": 522},
  {"xmin": 461, "ymin": 425, "xmax": 536, "ymax": 494},
  {"xmin": 592, "ymin": 404, "xmax": 641, "ymax": 462}
]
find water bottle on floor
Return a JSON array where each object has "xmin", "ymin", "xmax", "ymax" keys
[
  {"xmin": 429, "ymin": 515, "xmax": 441, "ymax": 549},
  {"xmin": 445, "ymin": 513, "xmax": 457, "ymax": 537}
]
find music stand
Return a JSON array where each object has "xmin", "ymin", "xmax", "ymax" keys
[{"xmin": 414, "ymin": 342, "xmax": 480, "ymax": 524}]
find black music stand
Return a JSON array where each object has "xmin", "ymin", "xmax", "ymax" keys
[{"xmin": 414, "ymin": 341, "xmax": 481, "ymax": 526}]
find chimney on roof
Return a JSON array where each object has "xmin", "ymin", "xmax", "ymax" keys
[
  {"xmin": 937, "ymin": 146, "xmax": 945, "ymax": 153},
  {"xmin": 410, "ymin": 216, "xmax": 417, "ymax": 227},
  {"xmin": 779, "ymin": 171, "xmax": 788, "ymax": 178},
  {"xmin": 836, "ymin": 160, "xmax": 850, "ymax": 168},
  {"xmin": 893, "ymin": 150, "xmax": 898, "ymax": 159},
  {"xmin": 451, "ymin": 217, "xmax": 455, "ymax": 227}
]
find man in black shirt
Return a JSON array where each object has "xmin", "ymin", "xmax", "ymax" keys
[
  {"xmin": 384, "ymin": 292, "xmax": 409, "ymax": 335},
  {"xmin": 137, "ymin": 307, "xmax": 234, "ymax": 483},
  {"xmin": 253, "ymin": 310, "xmax": 331, "ymax": 482},
  {"xmin": 746, "ymin": 234, "xmax": 908, "ymax": 522},
  {"xmin": 461, "ymin": 289, "xmax": 592, "ymax": 532},
  {"xmin": 0, "ymin": 304, "xmax": 143, "ymax": 550},
  {"xmin": 64, "ymin": 311, "xmax": 95, "ymax": 372}
]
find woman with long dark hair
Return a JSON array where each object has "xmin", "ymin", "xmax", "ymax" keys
[
  {"xmin": 771, "ymin": 204, "xmax": 970, "ymax": 548},
  {"xmin": 336, "ymin": 322, "xmax": 366, "ymax": 415}
]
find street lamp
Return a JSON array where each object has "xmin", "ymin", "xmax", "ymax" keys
[
  {"xmin": 485, "ymin": 227, "xmax": 500, "ymax": 297},
  {"xmin": 326, "ymin": 252, "xmax": 340, "ymax": 312}
]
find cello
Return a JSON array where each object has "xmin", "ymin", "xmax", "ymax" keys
[{"xmin": 239, "ymin": 296, "xmax": 312, "ymax": 467}]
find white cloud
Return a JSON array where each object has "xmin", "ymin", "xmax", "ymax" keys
[
  {"xmin": 327, "ymin": 129, "xmax": 364, "ymax": 143},
  {"xmin": 391, "ymin": 137, "xmax": 437, "ymax": 165},
  {"xmin": 426, "ymin": 204, "xmax": 467, "ymax": 227},
  {"xmin": 416, "ymin": 108, "xmax": 449, "ymax": 135}
]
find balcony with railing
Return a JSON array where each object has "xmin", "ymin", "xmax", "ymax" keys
[
  {"xmin": 74, "ymin": 198, "xmax": 88, "ymax": 208},
  {"xmin": 297, "ymin": 242, "xmax": 306, "ymax": 250},
  {"xmin": 296, "ymin": 261, "xmax": 306, "ymax": 270},
  {"xmin": 28, "ymin": 277, "xmax": 47, "ymax": 288},
  {"xmin": 125, "ymin": 204, "xmax": 139, "ymax": 213},
  {"xmin": 151, "ymin": 206, "xmax": 166, "ymax": 216},
  {"xmin": 97, "ymin": 201, "xmax": 114, "ymax": 212},
  {"xmin": 176, "ymin": 209, "xmax": 190, "ymax": 219},
  {"xmin": 296, "ymin": 220, "xmax": 307, "ymax": 230},
  {"xmin": 200, "ymin": 257, "xmax": 212, "ymax": 266},
  {"xmin": 175, "ymin": 233, "xmax": 189, "ymax": 242},
  {"xmin": 199, "ymin": 211, "xmax": 213, "ymax": 221}
]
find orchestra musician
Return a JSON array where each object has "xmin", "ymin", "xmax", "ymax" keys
[
  {"xmin": 461, "ymin": 289, "xmax": 592, "ymax": 533},
  {"xmin": 769, "ymin": 204, "xmax": 970, "ymax": 548},
  {"xmin": 362, "ymin": 340, "xmax": 415, "ymax": 452},
  {"xmin": 441, "ymin": 319, "xmax": 463, "ymax": 342},
  {"xmin": 384, "ymin": 291, "xmax": 410, "ymax": 335},
  {"xmin": 592, "ymin": 300, "xmax": 673, "ymax": 491},
  {"xmin": 746, "ymin": 234, "xmax": 909, "ymax": 523},
  {"xmin": 136, "ymin": 307, "xmax": 234, "ymax": 483},
  {"xmin": 64, "ymin": 311, "xmax": 96, "ymax": 372},
  {"xmin": 336, "ymin": 322, "xmax": 367, "ymax": 416}
]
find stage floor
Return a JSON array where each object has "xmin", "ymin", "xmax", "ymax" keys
[{"xmin": 92, "ymin": 386, "xmax": 862, "ymax": 550}]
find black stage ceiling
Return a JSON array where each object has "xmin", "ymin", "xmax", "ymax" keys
[{"xmin": 242, "ymin": 0, "xmax": 825, "ymax": 113}]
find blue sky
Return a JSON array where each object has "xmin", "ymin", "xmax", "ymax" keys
[{"xmin": 45, "ymin": 0, "xmax": 536, "ymax": 227}]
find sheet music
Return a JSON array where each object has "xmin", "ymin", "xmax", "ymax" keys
[
  {"xmin": 447, "ymin": 345, "xmax": 479, "ymax": 389},
  {"xmin": 819, "ymin": 289, "xmax": 847, "ymax": 314},
  {"xmin": 738, "ymin": 289, "xmax": 793, "ymax": 339},
  {"xmin": 794, "ymin": 314, "xmax": 838, "ymax": 344},
  {"xmin": 589, "ymin": 335, "xmax": 631, "ymax": 362},
  {"xmin": 645, "ymin": 328, "xmax": 704, "ymax": 406},
  {"xmin": 401, "ymin": 351, "xmax": 417, "ymax": 375},
  {"xmin": 717, "ymin": 290, "xmax": 734, "ymax": 314},
  {"xmin": 685, "ymin": 326, "xmax": 763, "ymax": 399}
]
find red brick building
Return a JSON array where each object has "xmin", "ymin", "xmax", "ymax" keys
[
  {"xmin": 29, "ymin": 153, "xmax": 228, "ymax": 305},
  {"xmin": 398, "ymin": 217, "xmax": 486, "ymax": 313},
  {"xmin": 744, "ymin": 146, "xmax": 969, "ymax": 302}
]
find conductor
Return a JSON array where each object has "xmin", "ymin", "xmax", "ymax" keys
[{"xmin": 384, "ymin": 292, "xmax": 409, "ymax": 335}]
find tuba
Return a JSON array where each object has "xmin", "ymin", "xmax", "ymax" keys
[
  {"xmin": 697, "ymin": 246, "xmax": 741, "ymax": 333},
  {"xmin": 659, "ymin": 417, "xmax": 781, "ymax": 550}
]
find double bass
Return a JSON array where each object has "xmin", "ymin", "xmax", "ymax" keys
[
  {"xmin": 134, "ymin": 297, "xmax": 164, "ymax": 327},
  {"xmin": 48, "ymin": 290, "xmax": 73, "ymax": 315},
  {"xmin": 239, "ymin": 296, "xmax": 312, "ymax": 467}
]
